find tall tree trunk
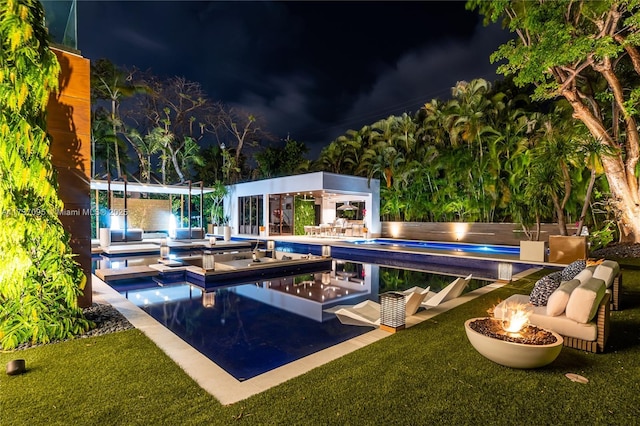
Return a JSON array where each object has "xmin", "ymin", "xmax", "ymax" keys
[
  {"xmin": 146, "ymin": 155, "xmax": 152, "ymax": 183},
  {"xmin": 167, "ymin": 144, "xmax": 185, "ymax": 183},
  {"xmin": 563, "ymin": 90, "xmax": 640, "ymax": 242},
  {"xmin": 550, "ymin": 193, "xmax": 568, "ymax": 236},
  {"xmin": 575, "ymin": 169, "xmax": 597, "ymax": 236},
  {"xmin": 111, "ymin": 98, "xmax": 122, "ymax": 178}
]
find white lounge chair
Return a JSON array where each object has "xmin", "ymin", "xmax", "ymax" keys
[
  {"xmin": 331, "ymin": 300, "xmax": 382, "ymax": 327},
  {"xmin": 328, "ymin": 286, "xmax": 431, "ymax": 327},
  {"xmin": 422, "ymin": 274, "xmax": 472, "ymax": 307},
  {"xmin": 401, "ymin": 286, "xmax": 431, "ymax": 315}
]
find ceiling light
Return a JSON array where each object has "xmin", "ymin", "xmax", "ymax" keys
[{"xmin": 337, "ymin": 201, "xmax": 358, "ymax": 210}]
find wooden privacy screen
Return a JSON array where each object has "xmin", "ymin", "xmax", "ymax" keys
[{"xmin": 47, "ymin": 47, "xmax": 92, "ymax": 307}]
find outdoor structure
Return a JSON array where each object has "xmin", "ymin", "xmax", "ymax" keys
[
  {"xmin": 90, "ymin": 179, "xmax": 216, "ymax": 242},
  {"xmin": 43, "ymin": 1, "xmax": 92, "ymax": 306},
  {"xmin": 227, "ymin": 172, "xmax": 381, "ymax": 239}
]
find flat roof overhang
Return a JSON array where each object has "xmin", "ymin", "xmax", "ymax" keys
[
  {"xmin": 231, "ymin": 172, "xmax": 380, "ymax": 199},
  {"xmin": 91, "ymin": 180, "xmax": 215, "ymax": 196}
]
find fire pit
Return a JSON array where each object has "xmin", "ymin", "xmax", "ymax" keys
[{"xmin": 465, "ymin": 301, "xmax": 563, "ymax": 369}]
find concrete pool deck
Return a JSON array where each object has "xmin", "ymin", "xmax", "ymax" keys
[{"xmin": 92, "ymin": 266, "xmax": 541, "ymax": 405}]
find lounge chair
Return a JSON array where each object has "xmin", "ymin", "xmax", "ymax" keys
[
  {"xmin": 331, "ymin": 300, "xmax": 382, "ymax": 327},
  {"xmin": 422, "ymin": 274, "xmax": 472, "ymax": 307},
  {"xmin": 328, "ymin": 286, "xmax": 431, "ymax": 327},
  {"xmin": 401, "ymin": 286, "xmax": 432, "ymax": 315}
]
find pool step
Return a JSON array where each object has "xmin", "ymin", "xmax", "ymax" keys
[{"xmin": 95, "ymin": 265, "xmax": 160, "ymax": 282}]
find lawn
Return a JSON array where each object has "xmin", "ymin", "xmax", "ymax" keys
[{"xmin": 2, "ymin": 260, "xmax": 639, "ymax": 425}]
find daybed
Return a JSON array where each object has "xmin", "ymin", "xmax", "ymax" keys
[
  {"xmin": 494, "ymin": 260, "xmax": 621, "ymax": 353},
  {"xmin": 110, "ymin": 228, "xmax": 144, "ymax": 242},
  {"xmin": 174, "ymin": 227, "xmax": 205, "ymax": 239}
]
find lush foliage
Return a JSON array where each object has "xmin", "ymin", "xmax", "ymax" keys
[
  {"xmin": 314, "ymin": 78, "xmax": 611, "ymax": 237},
  {"xmin": 91, "ymin": 60, "xmax": 273, "ymax": 185},
  {"xmin": 254, "ymin": 136, "xmax": 311, "ymax": 179},
  {"xmin": 0, "ymin": 0, "xmax": 91, "ymax": 349},
  {"xmin": 293, "ymin": 196, "xmax": 315, "ymax": 235},
  {"xmin": 468, "ymin": 0, "xmax": 640, "ymax": 242},
  {"xmin": 208, "ymin": 180, "xmax": 228, "ymax": 226}
]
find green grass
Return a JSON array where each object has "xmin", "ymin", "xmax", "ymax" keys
[{"xmin": 2, "ymin": 263, "xmax": 640, "ymax": 425}]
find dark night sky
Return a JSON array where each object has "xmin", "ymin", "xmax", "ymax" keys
[{"xmin": 77, "ymin": 1, "xmax": 512, "ymax": 157}]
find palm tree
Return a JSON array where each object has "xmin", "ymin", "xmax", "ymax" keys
[
  {"xmin": 531, "ymin": 108, "xmax": 582, "ymax": 235},
  {"xmin": 316, "ymin": 127, "xmax": 365, "ymax": 174},
  {"xmin": 122, "ymin": 127, "xmax": 163, "ymax": 183},
  {"xmin": 91, "ymin": 59, "xmax": 146, "ymax": 179},
  {"xmin": 179, "ymin": 136, "xmax": 205, "ymax": 181},
  {"xmin": 575, "ymin": 135, "xmax": 612, "ymax": 235},
  {"xmin": 91, "ymin": 108, "xmax": 129, "ymax": 178}
]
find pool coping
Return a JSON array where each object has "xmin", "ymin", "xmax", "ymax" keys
[{"xmin": 92, "ymin": 266, "xmax": 541, "ymax": 405}]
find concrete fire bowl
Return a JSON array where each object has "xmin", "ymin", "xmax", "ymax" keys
[{"xmin": 465, "ymin": 318, "xmax": 563, "ymax": 369}]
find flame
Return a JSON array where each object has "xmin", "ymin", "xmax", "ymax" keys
[{"xmin": 500, "ymin": 302, "xmax": 532, "ymax": 334}]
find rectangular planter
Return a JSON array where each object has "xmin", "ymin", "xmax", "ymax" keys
[
  {"xmin": 519, "ymin": 240, "xmax": 547, "ymax": 262},
  {"xmin": 548, "ymin": 236, "xmax": 588, "ymax": 264}
]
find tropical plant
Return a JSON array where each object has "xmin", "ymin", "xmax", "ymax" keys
[
  {"xmin": 194, "ymin": 145, "xmax": 224, "ymax": 184},
  {"xmin": 0, "ymin": 0, "xmax": 91, "ymax": 349},
  {"xmin": 315, "ymin": 127, "xmax": 365, "ymax": 175},
  {"xmin": 529, "ymin": 107, "xmax": 582, "ymax": 235},
  {"xmin": 254, "ymin": 136, "xmax": 310, "ymax": 179},
  {"xmin": 469, "ymin": 0, "xmax": 640, "ymax": 242},
  {"xmin": 208, "ymin": 181, "xmax": 229, "ymax": 226},
  {"xmin": 91, "ymin": 58, "xmax": 146, "ymax": 179},
  {"xmin": 91, "ymin": 107, "xmax": 130, "ymax": 178},
  {"xmin": 133, "ymin": 75, "xmax": 213, "ymax": 184},
  {"xmin": 294, "ymin": 196, "xmax": 315, "ymax": 235},
  {"xmin": 122, "ymin": 127, "xmax": 164, "ymax": 183},
  {"xmin": 575, "ymin": 135, "xmax": 614, "ymax": 235}
]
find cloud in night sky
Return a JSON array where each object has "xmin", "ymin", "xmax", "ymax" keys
[{"xmin": 78, "ymin": 1, "xmax": 512, "ymax": 157}]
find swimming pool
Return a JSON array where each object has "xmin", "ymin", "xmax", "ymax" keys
[
  {"xmin": 274, "ymin": 239, "xmax": 530, "ymax": 282},
  {"xmin": 104, "ymin": 260, "xmax": 481, "ymax": 381},
  {"xmin": 114, "ymin": 278, "xmax": 368, "ymax": 381},
  {"xmin": 346, "ymin": 238, "xmax": 520, "ymax": 256}
]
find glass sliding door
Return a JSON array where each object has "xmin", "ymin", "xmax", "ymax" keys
[
  {"xmin": 238, "ymin": 195, "xmax": 263, "ymax": 235},
  {"xmin": 269, "ymin": 194, "xmax": 293, "ymax": 235}
]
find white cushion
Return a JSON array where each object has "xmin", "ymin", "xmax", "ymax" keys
[
  {"xmin": 572, "ymin": 268, "xmax": 594, "ymax": 284},
  {"xmin": 565, "ymin": 278, "xmax": 606, "ymax": 323},
  {"xmin": 592, "ymin": 260, "xmax": 619, "ymax": 288},
  {"xmin": 546, "ymin": 279, "xmax": 581, "ymax": 316}
]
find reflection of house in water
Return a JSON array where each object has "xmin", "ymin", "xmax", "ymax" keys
[
  {"xmin": 234, "ymin": 263, "xmax": 380, "ymax": 322},
  {"xmin": 115, "ymin": 262, "xmax": 379, "ymax": 323}
]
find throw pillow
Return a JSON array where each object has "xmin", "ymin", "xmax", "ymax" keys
[
  {"xmin": 565, "ymin": 278, "xmax": 606, "ymax": 323},
  {"xmin": 546, "ymin": 279, "xmax": 581, "ymax": 316},
  {"xmin": 592, "ymin": 260, "xmax": 620, "ymax": 288},
  {"xmin": 561, "ymin": 259, "xmax": 587, "ymax": 282},
  {"xmin": 572, "ymin": 267, "xmax": 594, "ymax": 284},
  {"xmin": 529, "ymin": 271, "xmax": 562, "ymax": 306}
]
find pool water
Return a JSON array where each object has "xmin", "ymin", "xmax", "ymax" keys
[
  {"xmin": 347, "ymin": 239, "xmax": 520, "ymax": 256},
  {"xmin": 114, "ymin": 279, "xmax": 367, "ymax": 381},
  {"xmin": 105, "ymin": 261, "xmax": 481, "ymax": 381}
]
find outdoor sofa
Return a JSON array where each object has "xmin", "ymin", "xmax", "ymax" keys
[{"xmin": 494, "ymin": 260, "xmax": 621, "ymax": 353}]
